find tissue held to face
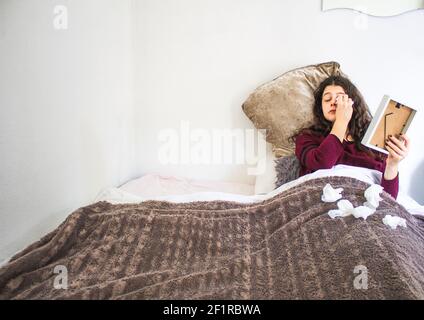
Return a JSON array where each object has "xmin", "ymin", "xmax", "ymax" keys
[{"xmin": 322, "ymin": 85, "xmax": 354, "ymax": 124}]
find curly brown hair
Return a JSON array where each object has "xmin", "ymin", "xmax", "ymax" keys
[{"xmin": 289, "ymin": 75, "xmax": 384, "ymax": 161}]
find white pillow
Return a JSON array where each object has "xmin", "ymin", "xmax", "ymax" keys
[{"xmin": 254, "ymin": 143, "xmax": 277, "ymax": 195}]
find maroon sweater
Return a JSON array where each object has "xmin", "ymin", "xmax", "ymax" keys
[{"xmin": 295, "ymin": 132, "xmax": 399, "ymax": 199}]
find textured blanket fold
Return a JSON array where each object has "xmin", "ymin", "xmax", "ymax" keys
[{"xmin": 1, "ymin": 176, "xmax": 424, "ymax": 299}]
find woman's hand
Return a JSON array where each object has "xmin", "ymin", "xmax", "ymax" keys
[
  {"xmin": 385, "ymin": 134, "xmax": 410, "ymax": 167},
  {"xmin": 334, "ymin": 94, "xmax": 354, "ymax": 125}
]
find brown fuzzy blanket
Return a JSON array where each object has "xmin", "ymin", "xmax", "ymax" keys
[{"xmin": 1, "ymin": 176, "xmax": 424, "ymax": 300}]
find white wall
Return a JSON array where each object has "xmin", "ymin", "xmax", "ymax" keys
[
  {"xmin": 133, "ymin": 0, "xmax": 424, "ymax": 202},
  {"xmin": 0, "ymin": 0, "xmax": 136, "ymax": 263}
]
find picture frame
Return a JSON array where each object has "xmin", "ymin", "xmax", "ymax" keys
[{"xmin": 361, "ymin": 95, "xmax": 417, "ymax": 155}]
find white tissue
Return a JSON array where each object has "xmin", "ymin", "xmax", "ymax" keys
[
  {"xmin": 364, "ymin": 184, "xmax": 384, "ymax": 209},
  {"xmin": 321, "ymin": 183, "xmax": 344, "ymax": 202},
  {"xmin": 382, "ymin": 215, "xmax": 407, "ymax": 230},
  {"xmin": 328, "ymin": 199, "xmax": 355, "ymax": 219},
  {"xmin": 328, "ymin": 199, "xmax": 376, "ymax": 220},
  {"xmin": 352, "ymin": 206, "xmax": 376, "ymax": 220}
]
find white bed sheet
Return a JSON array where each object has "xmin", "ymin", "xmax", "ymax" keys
[
  {"xmin": 93, "ymin": 165, "xmax": 424, "ymax": 216},
  {"xmin": 118, "ymin": 173, "xmax": 254, "ymax": 197}
]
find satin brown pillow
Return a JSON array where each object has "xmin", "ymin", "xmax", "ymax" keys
[{"xmin": 242, "ymin": 61, "xmax": 346, "ymax": 157}]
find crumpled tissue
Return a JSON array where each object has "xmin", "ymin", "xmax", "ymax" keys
[
  {"xmin": 352, "ymin": 205, "xmax": 376, "ymax": 220},
  {"xmin": 321, "ymin": 183, "xmax": 344, "ymax": 202},
  {"xmin": 382, "ymin": 215, "xmax": 407, "ymax": 230},
  {"xmin": 328, "ymin": 199, "xmax": 376, "ymax": 220},
  {"xmin": 364, "ymin": 184, "xmax": 384, "ymax": 209},
  {"xmin": 328, "ymin": 199, "xmax": 354, "ymax": 218},
  {"xmin": 325, "ymin": 183, "xmax": 407, "ymax": 229}
]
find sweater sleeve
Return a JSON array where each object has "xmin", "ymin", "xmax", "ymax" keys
[
  {"xmin": 381, "ymin": 171, "xmax": 399, "ymax": 200},
  {"xmin": 295, "ymin": 133, "xmax": 344, "ymax": 171}
]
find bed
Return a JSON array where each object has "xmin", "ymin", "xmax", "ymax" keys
[{"xmin": 1, "ymin": 165, "xmax": 424, "ymax": 299}]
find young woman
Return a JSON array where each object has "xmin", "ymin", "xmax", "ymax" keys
[{"xmin": 290, "ymin": 76, "xmax": 410, "ymax": 200}]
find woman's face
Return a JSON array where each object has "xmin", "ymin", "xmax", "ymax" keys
[{"xmin": 322, "ymin": 85, "xmax": 346, "ymax": 123}]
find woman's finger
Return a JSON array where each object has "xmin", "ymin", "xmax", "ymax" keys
[
  {"xmin": 386, "ymin": 145, "xmax": 403, "ymax": 160},
  {"xmin": 400, "ymin": 134, "xmax": 410, "ymax": 149},
  {"xmin": 389, "ymin": 136, "xmax": 407, "ymax": 152},
  {"xmin": 386, "ymin": 145, "xmax": 398, "ymax": 158},
  {"xmin": 386, "ymin": 140, "xmax": 405, "ymax": 157}
]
